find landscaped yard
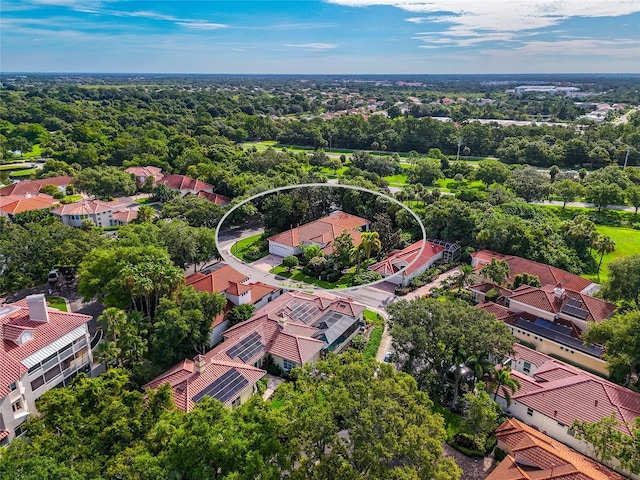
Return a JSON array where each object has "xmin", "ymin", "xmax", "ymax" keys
[
  {"xmin": 362, "ymin": 309, "xmax": 384, "ymax": 359},
  {"xmin": 231, "ymin": 234, "xmax": 269, "ymax": 262},
  {"xmin": 584, "ymin": 225, "xmax": 640, "ymax": 282},
  {"xmin": 270, "ymin": 265, "xmax": 355, "ymax": 289},
  {"xmin": 46, "ymin": 296, "xmax": 68, "ymax": 312}
]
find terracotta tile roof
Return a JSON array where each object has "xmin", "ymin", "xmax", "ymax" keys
[
  {"xmin": 111, "ymin": 209, "xmax": 138, "ymax": 224},
  {"xmin": 0, "ymin": 298, "xmax": 92, "ymax": 396},
  {"xmin": 0, "ymin": 193, "xmax": 59, "ymax": 215},
  {"xmin": 477, "ymin": 302, "xmax": 511, "ymax": 319},
  {"xmin": 0, "ymin": 176, "xmax": 72, "ymax": 196},
  {"xmin": 185, "ymin": 264, "xmax": 249, "ymax": 295},
  {"xmin": 124, "ymin": 166, "xmax": 163, "ymax": 180},
  {"xmin": 196, "ymin": 190, "xmax": 231, "ymax": 205},
  {"xmin": 248, "ymin": 282, "xmax": 279, "ymax": 304},
  {"xmin": 51, "ymin": 199, "xmax": 129, "ymax": 216},
  {"xmin": 268, "ymin": 211, "xmax": 368, "ymax": 253},
  {"xmin": 226, "ymin": 281, "xmax": 252, "ymax": 296},
  {"xmin": 509, "ymin": 285, "xmax": 615, "ymax": 323},
  {"xmin": 157, "ymin": 174, "xmax": 212, "ymax": 192},
  {"xmin": 144, "ymin": 356, "xmax": 265, "ymax": 412},
  {"xmin": 472, "ymin": 250, "xmax": 594, "ymax": 292},
  {"xmin": 369, "ymin": 240, "xmax": 444, "ymax": 277},
  {"xmin": 488, "ymin": 419, "xmax": 625, "ymax": 480},
  {"xmin": 500, "ymin": 346, "xmax": 640, "ymax": 437}
]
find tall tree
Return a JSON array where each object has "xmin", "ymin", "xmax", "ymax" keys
[
  {"xmin": 592, "ymin": 234, "xmax": 615, "ymax": 280},
  {"xmin": 601, "ymin": 255, "xmax": 640, "ymax": 307},
  {"xmin": 332, "ymin": 230, "xmax": 355, "ymax": 268},
  {"xmin": 360, "ymin": 231, "xmax": 382, "ymax": 264},
  {"xmin": 73, "ymin": 166, "xmax": 137, "ymax": 199},
  {"xmin": 583, "ymin": 310, "xmax": 640, "ymax": 389},
  {"xmin": 490, "ymin": 367, "xmax": 521, "ymax": 406},
  {"xmin": 387, "ymin": 297, "xmax": 514, "ymax": 403},
  {"xmin": 475, "ymin": 159, "xmax": 511, "ymax": 185},
  {"xmin": 506, "ymin": 166, "xmax": 550, "ymax": 203},
  {"xmin": 553, "ymin": 179, "xmax": 584, "ymax": 209},
  {"xmin": 479, "ymin": 258, "xmax": 511, "ymax": 286}
]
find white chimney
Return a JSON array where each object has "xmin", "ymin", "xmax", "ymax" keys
[
  {"xmin": 194, "ymin": 354, "xmax": 206, "ymax": 374},
  {"xmin": 27, "ymin": 294, "xmax": 49, "ymax": 323},
  {"xmin": 553, "ymin": 283, "xmax": 565, "ymax": 299}
]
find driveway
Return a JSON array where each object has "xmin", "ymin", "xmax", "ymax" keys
[
  {"xmin": 403, "ymin": 267, "xmax": 461, "ymax": 301},
  {"xmin": 251, "ymin": 254, "xmax": 283, "ymax": 273}
]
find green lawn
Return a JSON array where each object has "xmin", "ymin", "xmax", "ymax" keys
[
  {"xmin": 10, "ymin": 168, "xmax": 37, "ymax": 177},
  {"xmin": 46, "ymin": 296, "xmax": 68, "ymax": 312},
  {"xmin": 135, "ymin": 196, "xmax": 154, "ymax": 204},
  {"xmin": 231, "ymin": 233, "xmax": 269, "ymax": 262},
  {"xmin": 382, "ymin": 173, "xmax": 409, "ymax": 186},
  {"xmin": 21, "ymin": 144, "xmax": 42, "ymax": 159},
  {"xmin": 63, "ymin": 194, "xmax": 84, "ymax": 202},
  {"xmin": 432, "ymin": 402, "xmax": 463, "ymax": 441},
  {"xmin": 270, "ymin": 265, "xmax": 355, "ymax": 289},
  {"xmin": 0, "ymin": 164, "xmax": 32, "ymax": 171},
  {"xmin": 585, "ymin": 225, "xmax": 640, "ymax": 282}
]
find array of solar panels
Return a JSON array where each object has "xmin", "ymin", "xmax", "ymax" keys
[
  {"xmin": 192, "ymin": 368, "xmax": 249, "ymax": 404},
  {"xmin": 560, "ymin": 297, "xmax": 590, "ymax": 320},
  {"xmin": 226, "ymin": 332, "xmax": 264, "ymax": 362},
  {"xmin": 312, "ymin": 311, "xmax": 357, "ymax": 345},
  {"xmin": 287, "ymin": 300, "xmax": 318, "ymax": 324},
  {"xmin": 515, "ymin": 318, "xmax": 603, "ymax": 357}
]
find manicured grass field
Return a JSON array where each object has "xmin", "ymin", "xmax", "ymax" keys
[
  {"xmin": 10, "ymin": 168, "xmax": 37, "ymax": 177},
  {"xmin": 64, "ymin": 194, "xmax": 84, "ymax": 202},
  {"xmin": 231, "ymin": 233, "xmax": 269, "ymax": 262},
  {"xmin": 21, "ymin": 144, "xmax": 42, "ymax": 159},
  {"xmin": 382, "ymin": 173, "xmax": 409, "ymax": 186},
  {"xmin": 0, "ymin": 164, "xmax": 31, "ymax": 171},
  {"xmin": 585, "ymin": 225, "xmax": 640, "ymax": 282},
  {"xmin": 270, "ymin": 265, "xmax": 355, "ymax": 289},
  {"xmin": 46, "ymin": 296, "xmax": 68, "ymax": 312}
]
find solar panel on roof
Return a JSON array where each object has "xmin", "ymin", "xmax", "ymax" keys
[
  {"xmin": 565, "ymin": 298, "xmax": 582, "ymax": 308},
  {"xmin": 192, "ymin": 368, "xmax": 249, "ymax": 404},
  {"xmin": 561, "ymin": 303, "xmax": 590, "ymax": 320},
  {"xmin": 226, "ymin": 332, "xmax": 264, "ymax": 362}
]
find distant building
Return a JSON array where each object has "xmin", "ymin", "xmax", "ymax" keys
[
  {"xmin": 0, "ymin": 295, "xmax": 94, "ymax": 444},
  {"xmin": 124, "ymin": 166, "xmax": 164, "ymax": 188},
  {"xmin": 0, "ymin": 176, "xmax": 72, "ymax": 197},
  {"xmin": 369, "ymin": 240, "xmax": 445, "ymax": 286},
  {"xmin": 0, "ymin": 194, "xmax": 59, "ymax": 218},
  {"xmin": 51, "ymin": 199, "xmax": 138, "ymax": 227}
]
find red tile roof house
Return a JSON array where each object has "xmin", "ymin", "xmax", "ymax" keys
[
  {"xmin": 124, "ymin": 166, "xmax": 164, "ymax": 188},
  {"xmin": 156, "ymin": 174, "xmax": 231, "ymax": 205},
  {"xmin": 0, "ymin": 175, "xmax": 72, "ymax": 197},
  {"xmin": 185, "ymin": 262, "xmax": 284, "ymax": 345},
  {"xmin": 0, "ymin": 294, "xmax": 94, "ymax": 444},
  {"xmin": 476, "ymin": 282, "xmax": 615, "ymax": 376},
  {"xmin": 368, "ymin": 240, "xmax": 445, "ymax": 286},
  {"xmin": 0, "ymin": 193, "xmax": 59, "ymax": 218},
  {"xmin": 470, "ymin": 250, "xmax": 600, "ymax": 296},
  {"xmin": 145, "ymin": 291, "xmax": 365, "ymax": 411},
  {"xmin": 488, "ymin": 418, "xmax": 625, "ymax": 480},
  {"xmin": 51, "ymin": 199, "xmax": 139, "ymax": 228},
  {"xmin": 495, "ymin": 344, "xmax": 640, "ymax": 477},
  {"xmin": 267, "ymin": 211, "xmax": 369, "ymax": 257}
]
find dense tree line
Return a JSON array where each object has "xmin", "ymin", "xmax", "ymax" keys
[{"xmin": 0, "ymin": 355, "xmax": 461, "ymax": 480}]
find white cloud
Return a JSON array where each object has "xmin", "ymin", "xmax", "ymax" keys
[
  {"xmin": 282, "ymin": 43, "xmax": 338, "ymax": 51},
  {"xmin": 176, "ymin": 21, "xmax": 227, "ymax": 30},
  {"xmin": 326, "ymin": 0, "xmax": 640, "ymax": 33}
]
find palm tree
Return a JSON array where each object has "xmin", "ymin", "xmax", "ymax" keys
[
  {"xmin": 135, "ymin": 205, "xmax": 155, "ymax": 223},
  {"xmin": 480, "ymin": 258, "xmax": 510, "ymax": 286},
  {"xmin": 360, "ymin": 231, "xmax": 382, "ymax": 265},
  {"xmin": 456, "ymin": 265, "xmax": 475, "ymax": 291},
  {"xmin": 592, "ymin": 234, "xmax": 615, "ymax": 281},
  {"xmin": 350, "ymin": 245, "xmax": 365, "ymax": 273},
  {"xmin": 491, "ymin": 367, "xmax": 521, "ymax": 407}
]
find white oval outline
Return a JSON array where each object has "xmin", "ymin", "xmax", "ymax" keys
[{"xmin": 215, "ymin": 183, "xmax": 426, "ymax": 293}]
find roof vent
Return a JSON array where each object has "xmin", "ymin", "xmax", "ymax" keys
[
  {"xmin": 27, "ymin": 294, "xmax": 49, "ymax": 323},
  {"xmin": 594, "ymin": 399, "xmax": 598, "ymax": 408}
]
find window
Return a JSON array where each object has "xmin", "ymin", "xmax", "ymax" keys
[
  {"xmin": 231, "ymin": 397, "xmax": 241, "ymax": 408},
  {"xmin": 12, "ymin": 399, "xmax": 22, "ymax": 412},
  {"xmin": 283, "ymin": 359, "xmax": 297, "ymax": 372},
  {"xmin": 527, "ymin": 408, "xmax": 533, "ymax": 416},
  {"xmin": 31, "ymin": 376, "xmax": 45, "ymax": 391},
  {"xmin": 14, "ymin": 421, "xmax": 27, "ymax": 438},
  {"xmin": 523, "ymin": 361, "xmax": 531, "ymax": 374},
  {"xmin": 44, "ymin": 365, "xmax": 61, "ymax": 383},
  {"xmin": 8, "ymin": 382, "xmax": 17, "ymax": 392}
]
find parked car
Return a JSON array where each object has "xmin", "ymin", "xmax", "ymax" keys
[
  {"xmin": 47, "ymin": 269, "xmax": 60, "ymax": 284},
  {"xmin": 383, "ymin": 351, "xmax": 393, "ymax": 363}
]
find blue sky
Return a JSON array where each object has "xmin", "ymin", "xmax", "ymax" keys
[{"xmin": 1, "ymin": 0, "xmax": 639, "ymax": 74}]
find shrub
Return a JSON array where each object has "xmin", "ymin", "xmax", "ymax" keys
[
  {"xmin": 327, "ymin": 271, "xmax": 341, "ymax": 283},
  {"xmin": 308, "ymin": 256, "xmax": 327, "ymax": 272},
  {"xmin": 395, "ymin": 286, "xmax": 412, "ymax": 296},
  {"xmin": 485, "ymin": 287, "xmax": 501, "ymax": 302},
  {"xmin": 494, "ymin": 447, "xmax": 507, "ymax": 462},
  {"xmin": 256, "ymin": 377, "xmax": 269, "ymax": 396},
  {"xmin": 352, "ymin": 270, "xmax": 382, "ymax": 286},
  {"xmin": 267, "ymin": 363, "xmax": 283, "ymax": 376},
  {"xmin": 362, "ymin": 326, "xmax": 383, "ymax": 359}
]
